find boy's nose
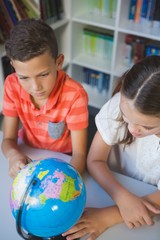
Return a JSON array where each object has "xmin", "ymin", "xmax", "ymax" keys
[{"xmin": 32, "ymin": 79, "xmax": 41, "ymax": 91}]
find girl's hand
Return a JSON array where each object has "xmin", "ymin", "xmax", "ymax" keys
[
  {"xmin": 116, "ymin": 191, "xmax": 160, "ymax": 229},
  {"xmin": 62, "ymin": 207, "xmax": 117, "ymax": 240},
  {"xmin": 8, "ymin": 151, "xmax": 32, "ymax": 178}
]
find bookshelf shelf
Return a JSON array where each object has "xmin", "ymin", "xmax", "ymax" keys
[
  {"xmin": 50, "ymin": 18, "xmax": 69, "ymax": 30},
  {"xmin": 72, "ymin": 14, "xmax": 116, "ymax": 30},
  {"xmin": 72, "ymin": 54, "xmax": 112, "ymax": 74},
  {"xmin": 118, "ymin": 21, "xmax": 160, "ymax": 40}
]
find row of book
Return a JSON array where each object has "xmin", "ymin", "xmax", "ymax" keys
[
  {"xmin": 0, "ymin": 0, "xmax": 40, "ymax": 43},
  {"xmin": 40, "ymin": 0, "xmax": 64, "ymax": 23},
  {"xmin": 123, "ymin": 34, "xmax": 160, "ymax": 66},
  {"xmin": 128, "ymin": 0, "xmax": 160, "ymax": 28},
  {"xmin": 0, "ymin": 0, "xmax": 65, "ymax": 44},
  {"xmin": 82, "ymin": 67, "xmax": 110, "ymax": 94},
  {"xmin": 83, "ymin": 28, "xmax": 113, "ymax": 60},
  {"xmin": 89, "ymin": 0, "xmax": 117, "ymax": 19}
]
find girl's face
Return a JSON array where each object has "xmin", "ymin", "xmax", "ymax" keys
[
  {"xmin": 11, "ymin": 52, "xmax": 64, "ymax": 104},
  {"xmin": 120, "ymin": 94, "xmax": 160, "ymax": 138}
]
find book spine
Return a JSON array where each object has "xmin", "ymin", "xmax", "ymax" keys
[
  {"xmin": 140, "ymin": 0, "xmax": 148, "ymax": 24},
  {"xmin": 152, "ymin": 0, "xmax": 160, "ymax": 28},
  {"xmin": 4, "ymin": 0, "xmax": 18, "ymax": 25},
  {"xmin": 134, "ymin": 0, "xmax": 143, "ymax": 22},
  {"xmin": 128, "ymin": 0, "xmax": 137, "ymax": 20}
]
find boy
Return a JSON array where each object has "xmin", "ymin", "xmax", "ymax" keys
[{"xmin": 1, "ymin": 18, "xmax": 88, "ymax": 179}]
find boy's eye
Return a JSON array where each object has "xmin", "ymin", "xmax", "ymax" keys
[
  {"xmin": 19, "ymin": 76, "xmax": 28, "ymax": 80},
  {"xmin": 41, "ymin": 73, "xmax": 49, "ymax": 77}
]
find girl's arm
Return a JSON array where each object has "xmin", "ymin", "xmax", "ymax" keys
[
  {"xmin": 87, "ymin": 131, "xmax": 160, "ymax": 228},
  {"xmin": 62, "ymin": 191, "xmax": 160, "ymax": 240}
]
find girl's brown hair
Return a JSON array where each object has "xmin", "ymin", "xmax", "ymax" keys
[{"xmin": 113, "ymin": 55, "xmax": 160, "ymax": 145}]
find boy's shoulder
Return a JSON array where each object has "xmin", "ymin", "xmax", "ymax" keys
[
  {"xmin": 4, "ymin": 73, "xmax": 20, "ymax": 90},
  {"xmin": 5, "ymin": 73, "xmax": 19, "ymax": 85},
  {"xmin": 59, "ymin": 70, "xmax": 87, "ymax": 95}
]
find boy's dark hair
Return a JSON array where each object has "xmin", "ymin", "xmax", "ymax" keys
[
  {"xmin": 113, "ymin": 55, "xmax": 160, "ymax": 145},
  {"xmin": 5, "ymin": 18, "xmax": 58, "ymax": 61}
]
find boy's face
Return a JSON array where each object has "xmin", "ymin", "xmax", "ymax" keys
[{"xmin": 11, "ymin": 51, "xmax": 63, "ymax": 103}]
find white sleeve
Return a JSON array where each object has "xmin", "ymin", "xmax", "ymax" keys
[{"xmin": 95, "ymin": 93, "xmax": 125, "ymax": 145}]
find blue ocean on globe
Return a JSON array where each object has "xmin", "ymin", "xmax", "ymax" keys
[{"xmin": 10, "ymin": 158, "xmax": 86, "ymax": 238}]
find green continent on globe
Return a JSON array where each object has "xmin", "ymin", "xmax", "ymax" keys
[
  {"xmin": 60, "ymin": 174, "xmax": 81, "ymax": 202},
  {"xmin": 38, "ymin": 170, "xmax": 81, "ymax": 204}
]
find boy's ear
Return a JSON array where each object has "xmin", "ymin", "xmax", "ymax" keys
[
  {"xmin": 56, "ymin": 54, "xmax": 64, "ymax": 70},
  {"xmin": 10, "ymin": 61, "xmax": 13, "ymax": 67}
]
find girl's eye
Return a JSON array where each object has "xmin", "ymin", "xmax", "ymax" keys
[{"xmin": 143, "ymin": 126, "xmax": 153, "ymax": 130}]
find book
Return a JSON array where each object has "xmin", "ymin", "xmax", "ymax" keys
[
  {"xmin": 10, "ymin": 0, "xmax": 22, "ymax": 20},
  {"xmin": 140, "ymin": 0, "xmax": 148, "ymax": 24},
  {"xmin": 0, "ymin": 0, "xmax": 14, "ymax": 29},
  {"xmin": 21, "ymin": 0, "xmax": 40, "ymax": 19},
  {"xmin": 145, "ymin": 45, "xmax": 160, "ymax": 56},
  {"xmin": 134, "ymin": 0, "xmax": 143, "ymax": 23},
  {"xmin": 55, "ymin": 0, "xmax": 65, "ymax": 20},
  {"xmin": 146, "ymin": 0, "xmax": 156, "ymax": 22},
  {"xmin": 152, "ymin": 0, "xmax": 160, "ymax": 28},
  {"xmin": 46, "ymin": 0, "xmax": 58, "ymax": 23},
  {"xmin": 132, "ymin": 37, "xmax": 145, "ymax": 63},
  {"xmin": 128, "ymin": 0, "xmax": 137, "ymax": 21},
  {"xmin": 40, "ymin": 0, "xmax": 47, "ymax": 20},
  {"xmin": 12, "ymin": 0, "xmax": 28, "ymax": 19},
  {"xmin": 4, "ymin": 0, "xmax": 18, "ymax": 25},
  {"xmin": 0, "ymin": 4, "xmax": 11, "ymax": 39}
]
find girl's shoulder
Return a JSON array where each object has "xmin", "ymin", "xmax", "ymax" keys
[
  {"xmin": 97, "ymin": 92, "xmax": 120, "ymax": 119},
  {"xmin": 95, "ymin": 93, "xmax": 124, "ymax": 145}
]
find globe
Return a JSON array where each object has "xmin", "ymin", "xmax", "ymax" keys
[{"xmin": 10, "ymin": 158, "xmax": 86, "ymax": 238}]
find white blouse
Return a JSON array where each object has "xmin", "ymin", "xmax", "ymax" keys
[{"xmin": 95, "ymin": 93, "xmax": 160, "ymax": 189}]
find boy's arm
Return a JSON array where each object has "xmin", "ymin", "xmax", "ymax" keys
[
  {"xmin": 70, "ymin": 128, "xmax": 88, "ymax": 176},
  {"xmin": 1, "ymin": 116, "xmax": 31, "ymax": 178}
]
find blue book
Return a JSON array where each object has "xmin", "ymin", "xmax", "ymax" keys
[
  {"xmin": 128, "ymin": 0, "xmax": 137, "ymax": 20},
  {"xmin": 146, "ymin": 0, "xmax": 156, "ymax": 21},
  {"xmin": 4, "ymin": 0, "xmax": 18, "ymax": 25},
  {"xmin": 141, "ymin": 0, "xmax": 148, "ymax": 18},
  {"xmin": 145, "ymin": 45, "xmax": 160, "ymax": 56}
]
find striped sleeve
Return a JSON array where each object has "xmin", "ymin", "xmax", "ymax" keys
[
  {"xmin": 66, "ymin": 87, "xmax": 89, "ymax": 130},
  {"xmin": 2, "ymin": 76, "xmax": 19, "ymax": 117}
]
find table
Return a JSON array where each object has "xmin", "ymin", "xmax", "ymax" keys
[{"xmin": 0, "ymin": 132, "xmax": 160, "ymax": 240}]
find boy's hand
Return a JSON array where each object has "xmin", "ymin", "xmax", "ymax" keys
[
  {"xmin": 116, "ymin": 191, "xmax": 160, "ymax": 229},
  {"xmin": 8, "ymin": 151, "xmax": 32, "ymax": 178}
]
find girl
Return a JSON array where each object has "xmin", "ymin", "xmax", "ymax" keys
[{"xmin": 63, "ymin": 55, "xmax": 160, "ymax": 240}]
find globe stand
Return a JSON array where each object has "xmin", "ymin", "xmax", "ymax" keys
[{"xmin": 16, "ymin": 177, "xmax": 67, "ymax": 240}]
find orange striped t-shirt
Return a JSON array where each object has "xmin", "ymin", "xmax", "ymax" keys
[{"xmin": 3, "ymin": 70, "xmax": 89, "ymax": 153}]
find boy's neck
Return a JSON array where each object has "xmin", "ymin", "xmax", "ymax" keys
[{"xmin": 31, "ymin": 96, "xmax": 48, "ymax": 109}]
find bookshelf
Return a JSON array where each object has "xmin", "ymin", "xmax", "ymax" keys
[
  {"xmin": 69, "ymin": 0, "xmax": 160, "ymax": 108},
  {"xmin": 1, "ymin": 0, "xmax": 160, "ymax": 111}
]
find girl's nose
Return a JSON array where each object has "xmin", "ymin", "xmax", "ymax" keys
[{"xmin": 128, "ymin": 123, "xmax": 141, "ymax": 134}]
